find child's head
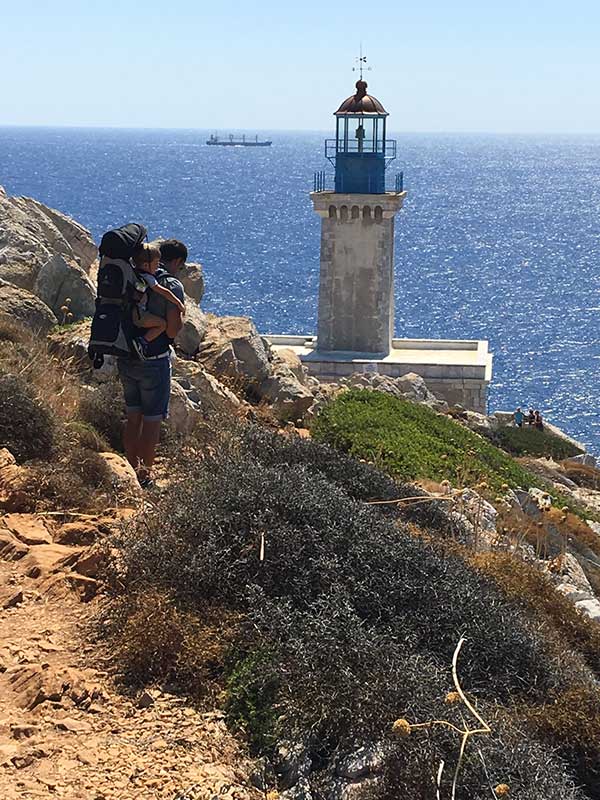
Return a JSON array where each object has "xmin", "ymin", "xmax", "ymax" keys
[{"xmin": 133, "ymin": 244, "xmax": 161, "ymax": 273}]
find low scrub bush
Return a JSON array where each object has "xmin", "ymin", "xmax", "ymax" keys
[
  {"xmin": 0, "ymin": 322, "xmax": 80, "ymax": 421},
  {"xmin": 100, "ymin": 589, "xmax": 237, "ymax": 702},
  {"xmin": 64, "ymin": 420, "xmax": 111, "ymax": 453},
  {"xmin": 472, "ymin": 552, "xmax": 600, "ymax": 676},
  {"xmin": 491, "ymin": 425, "xmax": 583, "ymax": 460},
  {"xmin": 520, "ymin": 685, "xmax": 600, "ymax": 794},
  {"xmin": 76, "ymin": 381, "xmax": 124, "ymax": 451},
  {"xmin": 104, "ymin": 425, "xmax": 597, "ymax": 798},
  {"xmin": 27, "ymin": 447, "xmax": 118, "ymax": 512},
  {"xmin": 0, "ymin": 372, "xmax": 57, "ymax": 462}
]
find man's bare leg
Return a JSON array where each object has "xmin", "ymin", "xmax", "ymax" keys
[
  {"xmin": 123, "ymin": 411, "xmax": 143, "ymax": 471},
  {"xmin": 137, "ymin": 419, "xmax": 162, "ymax": 481}
]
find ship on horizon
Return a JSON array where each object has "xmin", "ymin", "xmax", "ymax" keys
[{"xmin": 206, "ymin": 133, "xmax": 272, "ymax": 147}]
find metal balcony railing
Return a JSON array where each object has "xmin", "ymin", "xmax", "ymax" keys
[{"xmin": 312, "ymin": 171, "xmax": 405, "ymax": 194}]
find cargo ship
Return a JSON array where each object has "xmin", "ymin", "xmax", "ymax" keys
[{"xmin": 206, "ymin": 134, "xmax": 272, "ymax": 147}]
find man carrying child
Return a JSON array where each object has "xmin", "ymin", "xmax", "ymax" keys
[{"xmin": 117, "ymin": 239, "xmax": 187, "ymax": 488}]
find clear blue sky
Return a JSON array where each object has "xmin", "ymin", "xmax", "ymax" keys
[{"xmin": 3, "ymin": 0, "xmax": 599, "ymax": 132}]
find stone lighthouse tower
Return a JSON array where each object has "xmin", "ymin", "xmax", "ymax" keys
[
  {"xmin": 311, "ymin": 78, "xmax": 406, "ymax": 354},
  {"xmin": 267, "ymin": 75, "xmax": 492, "ymax": 414}
]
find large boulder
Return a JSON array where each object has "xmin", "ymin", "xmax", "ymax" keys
[
  {"xmin": 0, "ymin": 279, "xmax": 57, "ymax": 334},
  {"xmin": 172, "ymin": 358, "xmax": 242, "ymax": 416},
  {"xmin": 272, "ymin": 348, "xmax": 307, "ymax": 385},
  {"xmin": 174, "ymin": 297, "xmax": 207, "ymax": 357},
  {"xmin": 258, "ymin": 365, "xmax": 314, "ymax": 423},
  {"xmin": 179, "ymin": 262, "xmax": 204, "ymax": 304},
  {"xmin": 0, "ymin": 186, "xmax": 97, "ymax": 289},
  {"xmin": 33, "ymin": 254, "xmax": 96, "ymax": 321},
  {"xmin": 169, "ymin": 381, "xmax": 203, "ymax": 435},
  {"xmin": 96, "ymin": 453, "xmax": 141, "ymax": 502},
  {"xmin": 198, "ymin": 315, "xmax": 270, "ymax": 384}
]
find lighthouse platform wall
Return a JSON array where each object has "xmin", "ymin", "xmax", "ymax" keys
[{"xmin": 266, "ymin": 335, "xmax": 493, "ymax": 415}]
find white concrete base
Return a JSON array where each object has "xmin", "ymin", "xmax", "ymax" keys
[{"xmin": 266, "ymin": 335, "xmax": 493, "ymax": 415}]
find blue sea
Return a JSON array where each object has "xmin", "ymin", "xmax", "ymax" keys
[{"xmin": 1, "ymin": 127, "xmax": 599, "ymax": 452}]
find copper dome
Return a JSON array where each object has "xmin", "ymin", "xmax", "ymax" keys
[{"xmin": 335, "ymin": 80, "xmax": 388, "ymax": 116}]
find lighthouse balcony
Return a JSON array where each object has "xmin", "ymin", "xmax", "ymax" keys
[{"xmin": 313, "ymin": 170, "xmax": 404, "ymax": 194}]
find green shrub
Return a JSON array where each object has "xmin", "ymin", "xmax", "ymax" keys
[
  {"xmin": 310, "ymin": 390, "xmax": 598, "ymax": 525},
  {"xmin": 225, "ymin": 647, "xmax": 279, "ymax": 752},
  {"xmin": 491, "ymin": 425, "xmax": 583, "ymax": 459},
  {"xmin": 65, "ymin": 420, "xmax": 111, "ymax": 452},
  {"xmin": 311, "ymin": 390, "xmax": 538, "ymax": 493},
  {"xmin": 104, "ymin": 425, "xmax": 597, "ymax": 798},
  {"xmin": 0, "ymin": 372, "xmax": 57, "ymax": 462}
]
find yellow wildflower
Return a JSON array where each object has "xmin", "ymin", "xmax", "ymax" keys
[{"xmin": 392, "ymin": 718, "xmax": 411, "ymax": 738}]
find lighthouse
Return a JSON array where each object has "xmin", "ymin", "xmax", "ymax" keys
[
  {"xmin": 267, "ymin": 72, "xmax": 493, "ymax": 414},
  {"xmin": 311, "ymin": 78, "xmax": 406, "ymax": 354}
]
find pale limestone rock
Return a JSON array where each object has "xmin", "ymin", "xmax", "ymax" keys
[
  {"xmin": 96, "ymin": 452, "xmax": 141, "ymax": 501},
  {"xmin": 199, "ymin": 314, "xmax": 271, "ymax": 384},
  {"xmin": 175, "ymin": 297, "xmax": 207, "ymax": 356},
  {"xmin": 0, "ymin": 186, "xmax": 96, "ymax": 289},
  {"xmin": 575, "ymin": 598, "xmax": 600, "ymax": 622},
  {"xmin": 273, "ymin": 348, "xmax": 307, "ymax": 385},
  {"xmin": 258, "ymin": 365, "xmax": 314, "ymax": 423},
  {"xmin": 566, "ymin": 453, "xmax": 597, "ymax": 468},
  {"xmin": 172, "ymin": 358, "xmax": 241, "ymax": 416},
  {"xmin": 169, "ymin": 381, "xmax": 202, "ymax": 435},
  {"xmin": 33, "ymin": 254, "xmax": 96, "ymax": 321},
  {"xmin": 0, "ymin": 278, "xmax": 57, "ymax": 333},
  {"xmin": 179, "ymin": 261, "xmax": 204, "ymax": 303}
]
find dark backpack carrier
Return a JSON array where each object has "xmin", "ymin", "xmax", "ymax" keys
[{"xmin": 88, "ymin": 224, "xmax": 147, "ymax": 368}]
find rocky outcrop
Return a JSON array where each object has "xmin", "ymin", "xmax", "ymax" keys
[
  {"xmin": 0, "ymin": 279, "xmax": 57, "ymax": 334},
  {"xmin": 33, "ymin": 254, "xmax": 96, "ymax": 321},
  {"xmin": 258, "ymin": 363, "xmax": 314, "ymax": 423},
  {"xmin": 0, "ymin": 186, "xmax": 96, "ymax": 290},
  {"xmin": 95, "ymin": 453, "xmax": 141, "ymax": 502},
  {"xmin": 179, "ymin": 262, "xmax": 205, "ymax": 304},
  {"xmin": 199, "ymin": 315, "xmax": 270, "ymax": 384},
  {"xmin": 172, "ymin": 359, "xmax": 243, "ymax": 417},
  {"xmin": 169, "ymin": 381, "xmax": 203, "ymax": 435},
  {"xmin": 271, "ymin": 348, "xmax": 307, "ymax": 385},
  {"xmin": 175, "ymin": 297, "xmax": 207, "ymax": 357}
]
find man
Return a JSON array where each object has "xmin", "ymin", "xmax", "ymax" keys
[
  {"xmin": 514, "ymin": 407, "xmax": 524, "ymax": 428},
  {"xmin": 117, "ymin": 239, "xmax": 187, "ymax": 487}
]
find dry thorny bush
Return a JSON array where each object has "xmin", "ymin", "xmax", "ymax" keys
[{"xmin": 101, "ymin": 423, "xmax": 600, "ymax": 799}]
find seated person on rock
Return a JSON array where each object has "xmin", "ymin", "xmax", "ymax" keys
[{"xmin": 130, "ymin": 245, "xmax": 186, "ymax": 360}]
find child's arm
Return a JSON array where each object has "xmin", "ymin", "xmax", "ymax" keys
[
  {"xmin": 142, "ymin": 274, "xmax": 186, "ymax": 313},
  {"xmin": 152, "ymin": 282, "xmax": 186, "ymax": 313}
]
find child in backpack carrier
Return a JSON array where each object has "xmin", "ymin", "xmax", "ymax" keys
[{"xmin": 130, "ymin": 245, "xmax": 186, "ymax": 360}]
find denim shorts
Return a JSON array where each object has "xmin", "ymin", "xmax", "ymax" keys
[{"xmin": 117, "ymin": 356, "xmax": 172, "ymax": 421}]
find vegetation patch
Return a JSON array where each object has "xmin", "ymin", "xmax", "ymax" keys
[
  {"xmin": 311, "ymin": 390, "xmax": 598, "ymax": 523},
  {"xmin": 0, "ymin": 372, "xmax": 57, "ymax": 462},
  {"xmin": 490, "ymin": 424, "xmax": 583, "ymax": 460},
  {"xmin": 103, "ymin": 424, "xmax": 596, "ymax": 798},
  {"xmin": 311, "ymin": 389, "xmax": 540, "ymax": 492}
]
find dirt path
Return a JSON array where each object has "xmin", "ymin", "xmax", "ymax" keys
[{"xmin": 0, "ymin": 512, "xmax": 257, "ymax": 800}]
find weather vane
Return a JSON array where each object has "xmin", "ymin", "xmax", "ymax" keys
[{"xmin": 352, "ymin": 45, "xmax": 371, "ymax": 80}]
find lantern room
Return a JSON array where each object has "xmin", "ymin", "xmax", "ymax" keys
[{"xmin": 325, "ymin": 79, "xmax": 397, "ymax": 194}]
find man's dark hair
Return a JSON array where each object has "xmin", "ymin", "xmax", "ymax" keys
[{"xmin": 159, "ymin": 239, "xmax": 188, "ymax": 263}]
